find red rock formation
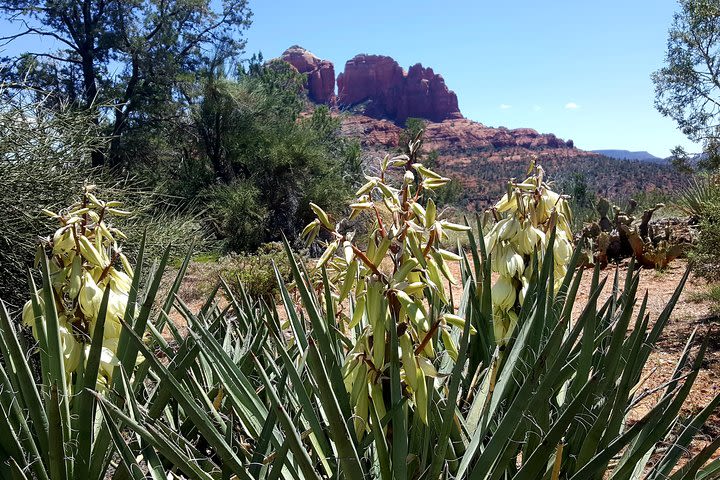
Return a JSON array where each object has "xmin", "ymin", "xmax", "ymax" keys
[
  {"xmin": 337, "ymin": 54, "xmax": 462, "ymax": 123},
  {"xmin": 340, "ymin": 115, "xmax": 575, "ymax": 153},
  {"xmin": 281, "ymin": 46, "xmax": 335, "ymax": 104}
]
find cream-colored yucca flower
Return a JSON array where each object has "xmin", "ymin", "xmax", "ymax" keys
[
  {"xmin": 492, "ymin": 275, "xmax": 516, "ymax": 311},
  {"xmin": 484, "ymin": 163, "xmax": 573, "ymax": 345},
  {"xmin": 23, "ymin": 186, "xmax": 135, "ymax": 393}
]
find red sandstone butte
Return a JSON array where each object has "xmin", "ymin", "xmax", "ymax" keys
[
  {"xmin": 281, "ymin": 45, "xmax": 335, "ymax": 104},
  {"xmin": 337, "ymin": 54, "xmax": 463, "ymax": 123}
]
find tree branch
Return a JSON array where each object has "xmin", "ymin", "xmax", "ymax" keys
[{"xmin": 0, "ymin": 23, "xmax": 79, "ymax": 53}]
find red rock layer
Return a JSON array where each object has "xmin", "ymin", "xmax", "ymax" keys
[{"xmin": 337, "ymin": 54, "xmax": 463, "ymax": 123}]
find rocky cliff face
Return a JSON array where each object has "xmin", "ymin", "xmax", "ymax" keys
[
  {"xmin": 337, "ymin": 54, "xmax": 463, "ymax": 123},
  {"xmin": 281, "ymin": 46, "xmax": 335, "ymax": 104}
]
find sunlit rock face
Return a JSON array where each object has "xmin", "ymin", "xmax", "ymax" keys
[{"xmin": 337, "ymin": 54, "xmax": 463, "ymax": 123}]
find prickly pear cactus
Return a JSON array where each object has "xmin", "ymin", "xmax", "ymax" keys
[
  {"xmin": 582, "ymin": 198, "xmax": 689, "ymax": 269},
  {"xmin": 596, "ymin": 197, "xmax": 612, "ymax": 232}
]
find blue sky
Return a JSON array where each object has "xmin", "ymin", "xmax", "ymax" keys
[
  {"xmin": 243, "ymin": 0, "xmax": 697, "ymax": 158},
  {"xmin": 0, "ymin": 1, "xmax": 698, "ymax": 157}
]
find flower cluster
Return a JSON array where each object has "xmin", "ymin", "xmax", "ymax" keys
[
  {"xmin": 484, "ymin": 164, "xmax": 573, "ymax": 345},
  {"xmin": 302, "ymin": 142, "xmax": 471, "ymax": 436},
  {"xmin": 23, "ymin": 186, "xmax": 134, "ymax": 390}
]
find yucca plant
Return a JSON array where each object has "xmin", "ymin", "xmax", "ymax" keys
[
  {"xmin": 675, "ymin": 174, "xmax": 720, "ymax": 218},
  {"xmin": 0, "ymin": 189, "xmax": 211, "ymax": 479},
  {"xmin": 2, "ymin": 164, "xmax": 720, "ymax": 478}
]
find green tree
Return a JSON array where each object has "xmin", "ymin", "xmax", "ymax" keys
[
  {"xmin": 191, "ymin": 61, "xmax": 362, "ymax": 250},
  {"xmin": 0, "ymin": 0, "xmax": 252, "ymax": 167},
  {"xmin": 653, "ymin": 0, "xmax": 720, "ymax": 171}
]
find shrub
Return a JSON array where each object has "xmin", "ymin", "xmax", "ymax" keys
[
  {"xmin": 691, "ymin": 189, "xmax": 720, "ymax": 278},
  {"xmin": 0, "ymin": 88, "xmax": 207, "ymax": 308},
  {"xmin": 675, "ymin": 174, "xmax": 720, "ymax": 218},
  {"xmin": 0, "ymin": 89, "xmax": 105, "ymax": 308},
  {"xmin": 212, "ymin": 242, "xmax": 293, "ymax": 300},
  {"xmin": 205, "ymin": 179, "xmax": 269, "ymax": 252},
  {"xmin": 184, "ymin": 64, "xmax": 361, "ymax": 250}
]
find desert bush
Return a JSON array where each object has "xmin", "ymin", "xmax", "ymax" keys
[
  {"xmin": 0, "ymin": 97, "xmax": 205, "ymax": 309},
  {"xmin": 690, "ymin": 188, "xmax": 720, "ymax": 279},
  {"xmin": 205, "ymin": 179, "xmax": 269, "ymax": 252},
  {"xmin": 182, "ymin": 63, "xmax": 361, "ymax": 250},
  {"xmin": 0, "ymin": 89, "xmax": 106, "ymax": 307},
  {"xmin": 211, "ymin": 242, "xmax": 293, "ymax": 300},
  {"xmin": 675, "ymin": 174, "xmax": 720, "ymax": 218}
]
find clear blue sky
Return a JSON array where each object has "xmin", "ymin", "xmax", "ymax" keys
[
  {"xmin": 0, "ymin": 0, "xmax": 698, "ymax": 158},
  {"xmin": 244, "ymin": 0, "xmax": 698, "ymax": 158}
]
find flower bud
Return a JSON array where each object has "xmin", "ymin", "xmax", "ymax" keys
[
  {"xmin": 553, "ymin": 233, "xmax": 572, "ymax": 267},
  {"xmin": 404, "ymin": 170, "xmax": 415, "ymax": 184},
  {"xmin": 492, "ymin": 275, "xmax": 516, "ymax": 311},
  {"xmin": 79, "ymin": 272, "xmax": 103, "ymax": 319}
]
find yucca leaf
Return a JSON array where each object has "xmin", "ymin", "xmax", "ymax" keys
[
  {"xmin": 27, "ymin": 272, "xmax": 51, "ymax": 392},
  {"xmin": 38, "ymin": 249, "xmax": 74, "ymax": 479},
  {"xmin": 93, "ymin": 394, "xmax": 218, "ymax": 480},
  {"xmin": 0, "ymin": 301, "xmax": 49, "ymax": 457},
  {"xmin": 282, "ymin": 238, "xmax": 349, "ymax": 420},
  {"xmin": 569, "ymin": 393, "xmax": 674, "ymax": 479},
  {"xmin": 47, "ymin": 384, "xmax": 67, "ymax": 480},
  {"xmin": 388, "ymin": 302, "xmax": 408, "ymax": 480},
  {"xmin": 306, "ymin": 340, "xmax": 365, "ymax": 480},
  {"xmin": 74, "ymin": 285, "xmax": 110, "ymax": 477},
  {"xmin": 115, "ymin": 366, "xmax": 167, "ymax": 480},
  {"xmin": 97, "ymin": 399, "xmax": 145, "ymax": 480},
  {"xmin": 669, "ymin": 435, "xmax": 720, "ymax": 480},
  {"xmin": 267, "ymin": 432, "xmax": 293, "ymax": 480},
  {"xmin": 183, "ymin": 310, "xmax": 272, "ymax": 440},
  {"xmin": 157, "ymin": 240, "xmax": 195, "ymax": 332},
  {"xmin": 120, "ymin": 320, "xmax": 246, "ymax": 473},
  {"xmin": 429, "ymin": 281, "xmax": 474, "ymax": 479},
  {"xmin": 0, "ymin": 364, "xmax": 49, "ymax": 480},
  {"xmin": 514, "ymin": 375, "xmax": 598, "ymax": 479},
  {"xmin": 268, "ymin": 329, "xmax": 333, "ymax": 473},
  {"xmin": 651, "ymin": 389, "xmax": 720, "ymax": 479},
  {"xmin": 252, "ymin": 355, "xmax": 318, "ymax": 479},
  {"xmin": 613, "ymin": 337, "xmax": 709, "ymax": 478}
]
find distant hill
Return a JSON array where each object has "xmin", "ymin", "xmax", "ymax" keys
[{"xmin": 591, "ymin": 150, "xmax": 666, "ymax": 163}]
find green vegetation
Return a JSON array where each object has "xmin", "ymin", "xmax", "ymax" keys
[
  {"xmin": 653, "ymin": 0, "xmax": 720, "ymax": 170},
  {"xmin": 0, "ymin": 89, "xmax": 202, "ymax": 307},
  {"xmin": 196, "ymin": 64, "xmax": 361, "ymax": 250},
  {"xmin": 0, "ymin": 4, "xmax": 360, "ymax": 257},
  {"xmin": 3, "ymin": 2, "xmax": 720, "ymax": 477},
  {"xmin": 0, "ymin": 0, "xmax": 251, "ymax": 168},
  {"xmin": 203, "ymin": 242, "xmax": 293, "ymax": 300},
  {"xmin": 688, "ymin": 176, "xmax": 720, "ymax": 277},
  {"xmin": 2, "ymin": 170, "xmax": 719, "ymax": 478}
]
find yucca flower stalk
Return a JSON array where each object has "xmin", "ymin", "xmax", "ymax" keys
[
  {"xmin": 483, "ymin": 162, "xmax": 573, "ymax": 344},
  {"xmin": 22, "ymin": 185, "xmax": 134, "ymax": 391},
  {"xmin": 301, "ymin": 135, "xmax": 471, "ymax": 434}
]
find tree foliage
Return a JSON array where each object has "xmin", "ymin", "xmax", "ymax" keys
[
  {"xmin": 0, "ymin": 0, "xmax": 252, "ymax": 166},
  {"xmin": 653, "ymin": 0, "xmax": 720, "ymax": 170},
  {"xmin": 192, "ymin": 61, "xmax": 362, "ymax": 251}
]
